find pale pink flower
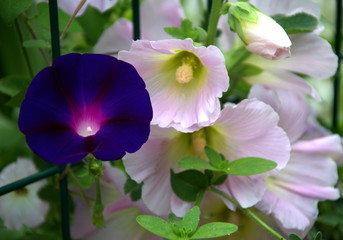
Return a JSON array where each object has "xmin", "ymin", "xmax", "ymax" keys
[
  {"xmin": 119, "ymin": 38, "xmax": 229, "ymax": 132},
  {"xmin": 0, "ymin": 158, "xmax": 49, "ymax": 230},
  {"xmin": 219, "ymin": 0, "xmax": 337, "ymax": 98},
  {"xmin": 228, "ymin": 3, "xmax": 291, "ymax": 60},
  {"xmin": 94, "ymin": 0, "xmax": 184, "ymax": 54},
  {"xmin": 250, "ymin": 86, "xmax": 341, "ymax": 236},
  {"xmin": 36, "ymin": 0, "xmax": 117, "ymax": 16},
  {"xmin": 71, "ymin": 163, "xmax": 161, "ymax": 240},
  {"xmin": 123, "ymin": 99, "xmax": 290, "ymax": 216}
]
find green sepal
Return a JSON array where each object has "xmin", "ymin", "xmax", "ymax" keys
[{"xmin": 229, "ymin": 2, "xmax": 259, "ymax": 23}]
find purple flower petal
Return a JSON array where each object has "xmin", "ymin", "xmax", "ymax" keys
[{"xmin": 19, "ymin": 53, "xmax": 152, "ymax": 165}]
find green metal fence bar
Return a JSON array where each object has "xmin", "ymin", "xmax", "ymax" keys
[
  {"xmin": 333, "ymin": 0, "xmax": 342, "ymax": 132},
  {"xmin": 132, "ymin": 0, "xmax": 140, "ymax": 40},
  {"xmin": 48, "ymin": 0, "xmax": 71, "ymax": 239},
  {"xmin": 0, "ymin": 165, "xmax": 60, "ymax": 196}
]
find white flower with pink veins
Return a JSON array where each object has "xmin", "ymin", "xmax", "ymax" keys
[
  {"xmin": 123, "ymin": 98, "xmax": 291, "ymax": 216},
  {"xmin": 219, "ymin": 0, "xmax": 337, "ymax": 99},
  {"xmin": 119, "ymin": 38, "xmax": 230, "ymax": 132},
  {"xmin": 0, "ymin": 158, "xmax": 49, "ymax": 230},
  {"xmin": 250, "ymin": 85, "xmax": 341, "ymax": 237}
]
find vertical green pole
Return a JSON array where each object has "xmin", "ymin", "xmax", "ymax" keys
[
  {"xmin": 48, "ymin": 1, "xmax": 70, "ymax": 239},
  {"xmin": 333, "ymin": 0, "xmax": 342, "ymax": 133},
  {"xmin": 132, "ymin": 0, "xmax": 140, "ymax": 40}
]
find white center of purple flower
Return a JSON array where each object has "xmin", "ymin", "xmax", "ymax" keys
[{"xmin": 73, "ymin": 106, "xmax": 104, "ymax": 137}]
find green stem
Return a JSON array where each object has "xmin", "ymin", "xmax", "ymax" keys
[
  {"xmin": 194, "ymin": 190, "xmax": 205, "ymax": 207},
  {"xmin": 209, "ymin": 187, "xmax": 286, "ymax": 240},
  {"xmin": 15, "ymin": 18, "xmax": 34, "ymax": 78},
  {"xmin": 92, "ymin": 177, "xmax": 106, "ymax": 227},
  {"xmin": 205, "ymin": 0, "xmax": 223, "ymax": 46}
]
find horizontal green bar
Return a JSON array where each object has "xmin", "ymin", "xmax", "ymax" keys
[
  {"xmin": 0, "ymin": 165, "xmax": 59, "ymax": 196},
  {"xmin": 0, "ymin": 163, "xmax": 81, "ymax": 196}
]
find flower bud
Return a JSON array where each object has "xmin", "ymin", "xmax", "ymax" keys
[{"xmin": 228, "ymin": 2, "xmax": 291, "ymax": 60}]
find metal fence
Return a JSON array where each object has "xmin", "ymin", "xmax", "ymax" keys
[{"xmin": 0, "ymin": 0, "xmax": 341, "ymax": 240}]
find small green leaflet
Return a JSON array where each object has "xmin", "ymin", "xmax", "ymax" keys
[
  {"xmin": 136, "ymin": 215, "xmax": 176, "ymax": 239},
  {"xmin": 181, "ymin": 206, "xmax": 200, "ymax": 235},
  {"xmin": 137, "ymin": 207, "xmax": 238, "ymax": 240},
  {"xmin": 273, "ymin": 13, "xmax": 318, "ymax": 34},
  {"xmin": 178, "ymin": 147, "xmax": 277, "ymax": 176},
  {"xmin": 313, "ymin": 232, "xmax": 322, "ymax": 240},
  {"xmin": 164, "ymin": 19, "xmax": 207, "ymax": 42},
  {"xmin": 225, "ymin": 157, "xmax": 277, "ymax": 176},
  {"xmin": 190, "ymin": 222, "xmax": 238, "ymax": 239}
]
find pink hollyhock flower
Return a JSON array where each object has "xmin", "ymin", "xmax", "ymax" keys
[
  {"xmin": 227, "ymin": 2, "xmax": 291, "ymax": 60},
  {"xmin": 119, "ymin": 38, "xmax": 229, "ymax": 132},
  {"xmin": 35, "ymin": 0, "xmax": 117, "ymax": 16},
  {"xmin": 219, "ymin": 0, "xmax": 337, "ymax": 98},
  {"xmin": 250, "ymin": 86, "xmax": 341, "ymax": 236},
  {"xmin": 71, "ymin": 163, "xmax": 161, "ymax": 240},
  {"xmin": 94, "ymin": 0, "xmax": 184, "ymax": 54},
  {"xmin": 123, "ymin": 99, "xmax": 290, "ymax": 216},
  {"xmin": 0, "ymin": 158, "xmax": 49, "ymax": 230}
]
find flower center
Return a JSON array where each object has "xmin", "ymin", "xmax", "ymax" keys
[
  {"xmin": 15, "ymin": 187, "xmax": 28, "ymax": 196},
  {"xmin": 175, "ymin": 63, "xmax": 193, "ymax": 84},
  {"xmin": 73, "ymin": 106, "xmax": 104, "ymax": 137}
]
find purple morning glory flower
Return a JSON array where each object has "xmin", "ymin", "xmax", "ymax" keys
[{"xmin": 18, "ymin": 53, "xmax": 153, "ymax": 165}]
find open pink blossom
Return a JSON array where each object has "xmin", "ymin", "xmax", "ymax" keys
[
  {"xmin": 250, "ymin": 86, "xmax": 341, "ymax": 236},
  {"xmin": 0, "ymin": 158, "xmax": 49, "ymax": 230},
  {"xmin": 71, "ymin": 163, "xmax": 161, "ymax": 240},
  {"xmin": 123, "ymin": 99, "xmax": 290, "ymax": 216},
  {"xmin": 35, "ymin": 0, "xmax": 117, "ymax": 16},
  {"xmin": 94, "ymin": 0, "xmax": 184, "ymax": 54},
  {"xmin": 119, "ymin": 38, "xmax": 229, "ymax": 132}
]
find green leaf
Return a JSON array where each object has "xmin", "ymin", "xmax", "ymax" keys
[
  {"xmin": 171, "ymin": 170, "xmax": 208, "ymax": 202},
  {"xmin": 124, "ymin": 177, "xmax": 143, "ymax": 201},
  {"xmin": 289, "ymin": 233, "xmax": 303, "ymax": 240},
  {"xmin": 234, "ymin": 63, "xmax": 263, "ymax": 77},
  {"xmin": 0, "ymin": 75, "xmax": 30, "ymax": 97},
  {"xmin": 204, "ymin": 146, "xmax": 223, "ymax": 168},
  {"xmin": 136, "ymin": 215, "xmax": 177, "ymax": 240},
  {"xmin": 313, "ymin": 232, "xmax": 322, "ymax": 240},
  {"xmin": 181, "ymin": 206, "xmax": 200, "ymax": 235},
  {"xmin": 225, "ymin": 157, "xmax": 277, "ymax": 176},
  {"xmin": 190, "ymin": 222, "xmax": 238, "ymax": 239},
  {"xmin": 6, "ymin": 88, "xmax": 27, "ymax": 107},
  {"xmin": 178, "ymin": 156, "xmax": 216, "ymax": 171},
  {"xmin": 0, "ymin": 0, "xmax": 32, "ymax": 23},
  {"xmin": 273, "ymin": 13, "xmax": 318, "ymax": 34},
  {"xmin": 164, "ymin": 19, "xmax": 207, "ymax": 42},
  {"xmin": 23, "ymin": 39, "xmax": 50, "ymax": 49}
]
